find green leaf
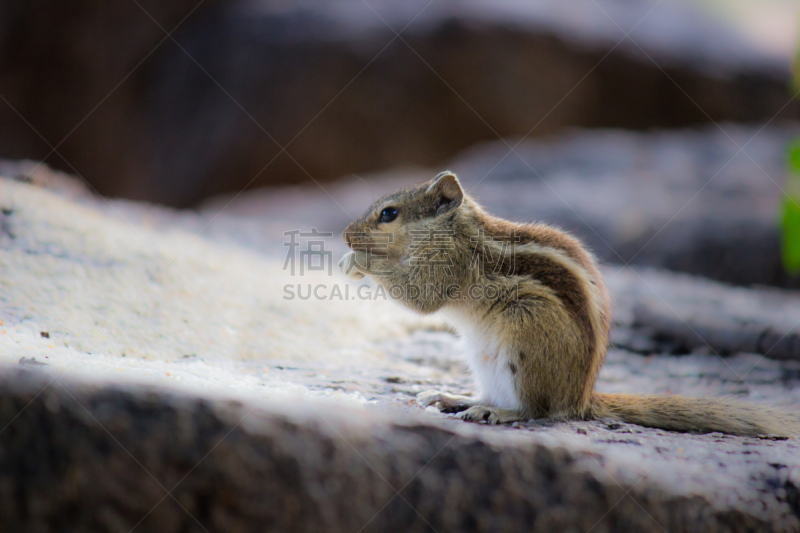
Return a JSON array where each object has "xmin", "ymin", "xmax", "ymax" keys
[
  {"xmin": 781, "ymin": 194, "xmax": 800, "ymax": 274},
  {"xmin": 789, "ymin": 140, "xmax": 800, "ymax": 176}
]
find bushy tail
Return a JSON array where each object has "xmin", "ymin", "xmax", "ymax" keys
[{"xmin": 591, "ymin": 392, "xmax": 800, "ymax": 437}]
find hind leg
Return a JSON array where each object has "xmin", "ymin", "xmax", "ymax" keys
[{"xmin": 457, "ymin": 405, "xmax": 525, "ymax": 425}]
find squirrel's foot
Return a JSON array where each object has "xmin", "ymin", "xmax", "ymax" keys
[
  {"xmin": 457, "ymin": 405, "xmax": 525, "ymax": 425},
  {"xmin": 338, "ymin": 251, "xmax": 368, "ymax": 280},
  {"xmin": 416, "ymin": 390, "xmax": 477, "ymax": 413}
]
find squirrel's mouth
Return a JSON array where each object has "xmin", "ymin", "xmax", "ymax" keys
[
  {"xmin": 344, "ymin": 227, "xmax": 392, "ymax": 255},
  {"xmin": 343, "ymin": 236, "xmax": 366, "ymax": 251},
  {"xmin": 348, "ymin": 243, "xmax": 390, "ymax": 257}
]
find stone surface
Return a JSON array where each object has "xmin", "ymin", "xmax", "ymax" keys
[
  {"xmin": 1, "ymin": 167, "xmax": 800, "ymax": 530},
  {"xmin": 0, "ymin": 0, "xmax": 797, "ymax": 205},
  {"xmin": 2, "ymin": 371, "xmax": 799, "ymax": 533}
]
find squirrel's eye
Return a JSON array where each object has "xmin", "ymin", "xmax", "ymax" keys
[{"xmin": 379, "ymin": 207, "xmax": 398, "ymax": 223}]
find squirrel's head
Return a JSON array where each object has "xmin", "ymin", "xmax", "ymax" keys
[{"xmin": 343, "ymin": 171, "xmax": 466, "ymax": 259}]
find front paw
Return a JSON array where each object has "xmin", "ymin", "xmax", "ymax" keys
[{"xmin": 338, "ymin": 251, "xmax": 367, "ymax": 280}]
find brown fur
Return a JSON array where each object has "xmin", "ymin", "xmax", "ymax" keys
[{"xmin": 341, "ymin": 171, "xmax": 800, "ymax": 437}]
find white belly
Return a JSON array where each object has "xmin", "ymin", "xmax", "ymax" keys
[{"xmin": 446, "ymin": 308, "xmax": 521, "ymax": 411}]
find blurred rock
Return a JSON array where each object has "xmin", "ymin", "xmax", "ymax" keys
[
  {"xmin": 452, "ymin": 124, "xmax": 800, "ymax": 289},
  {"xmin": 8, "ymin": 122, "xmax": 799, "ymax": 289},
  {"xmin": 608, "ymin": 267, "xmax": 800, "ymax": 361},
  {"xmin": 2, "ymin": 372, "xmax": 799, "ymax": 532},
  {"xmin": 185, "ymin": 124, "xmax": 800, "ymax": 288},
  {"xmin": 0, "ymin": 0, "xmax": 797, "ymax": 206}
]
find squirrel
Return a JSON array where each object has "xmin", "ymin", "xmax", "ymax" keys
[{"xmin": 339, "ymin": 171, "xmax": 800, "ymax": 437}]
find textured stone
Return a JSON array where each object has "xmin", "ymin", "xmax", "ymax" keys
[{"xmin": 1, "ymin": 372, "xmax": 799, "ymax": 533}]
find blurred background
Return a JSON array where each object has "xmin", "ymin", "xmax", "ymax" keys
[{"xmin": 0, "ymin": 0, "xmax": 799, "ymax": 286}]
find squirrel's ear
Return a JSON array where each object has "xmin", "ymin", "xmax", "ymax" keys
[{"xmin": 427, "ymin": 171, "xmax": 463, "ymax": 215}]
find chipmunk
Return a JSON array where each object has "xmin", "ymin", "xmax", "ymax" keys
[{"xmin": 339, "ymin": 171, "xmax": 800, "ymax": 437}]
